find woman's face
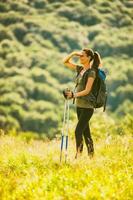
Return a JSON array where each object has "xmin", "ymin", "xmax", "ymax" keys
[{"xmin": 79, "ymin": 51, "xmax": 89, "ymax": 64}]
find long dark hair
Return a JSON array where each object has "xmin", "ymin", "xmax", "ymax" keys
[
  {"xmin": 83, "ymin": 48, "xmax": 94, "ymax": 61},
  {"xmin": 91, "ymin": 51, "xmax": 101, "ymax": 71}
]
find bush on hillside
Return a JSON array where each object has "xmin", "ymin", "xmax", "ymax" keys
[
  {"xmin": 28, "ymin": 100, "xmax": 55, "ymax": 113},
  {"xmin": 6, "ymin": 52, "xmax": 32, "ymax": 68},
  {"xmin": 106, "ymin": 6, "xmax": 132, "ymax": 28},
  {"xmin": 47, "ymin": 0, "xmax": 65, "ymax": 3},
  {"xmin": 0, "ymin": 28, "xmax": 12, "ymax": 41},
  {"xmin": 11, "ymin": 23, "xmax": 28, "ymax": 42},
  {"xmin": 6, "ymin": 76, "xmax": 35, "ymax": 98},
  {"xmin": 0, "ymin": 92, "xmax": 25, "ymax": 106},
  {"xmin": 88, "ymin": 30, "xmax": 100, "ymax": 41},
  {"xmin": 98, "ymin": 5, "xmax": 112, "ymax": 14},
  {"xmin": 82, "ymin": 0, "xmax": 96, "ymax": 6},
  {"xmin": 0, "ymin": 80, "xmax": 15, "ymax": 95},
  {"xmin": 48, "ymin": 65, "xmax": 73, "ymax": 84},
  {"xmin": 0, "ymin": 106, "xmax": 10, "ymax": 117},
  {"xmin": 30, "ymin": 68, "xmax": 60, "ymax": 89},
  {"xmin": 22, "ymin": 111, "xmax": 58, "ymax": 136},
  {"xmin": 0, "ymin": 115, "xmax": 20, "ymax": 131},
  {"xmin": 0, "ymin": 40, "xmax": 20, "ymax": 59},
  {"xmin": 10, "ymin": 2, "xmax": 29, "ymax": 13},
  {"xmin": 34, "ymin": 0, "xmax": 46, "ymax": 9},
  {"xmin": 8, "ymin": 67, "xmax": 30, "ymax": 77},
  {"xmin": 0, "ymin": 66, "xmax": 6, "ymax": 78},
  {"xmin": 113, "ymin": 84, "xmax": 133, "ymax": 109},
  {"xmin": 93, "ymin": 38, "xmax": 113, "ymax": 57},
  {"xmin": 63, "ymin": 35, "xmax": 81, "ymax": 50},
  {"xmin": 0, "ymin": 11, "xmax": 23, "ymax": 26},
  {"xmin": 9, "ymin": 104, "xmax": 26, "ymax": 122},
  {"xmin": 0, "ymin": 2, "xmax": 10, "ymax": 12},
  {"xmin": 42, "ymin": 30, "xmax": 66, "ymax": 52},
  {"xmin": 31, "ymin": 68, "xmax": 50, "ymax": 83},
  {"xmin": 23, "ymin": 33, "xmax": 35, "ymax": 46},
  {"xmin": 115, "ymin": 100, "xmax": 133, "ymax": 116},
  {"xmin": 33, "ymin": 84, "xmax": 60, "ymax": 104},
  {"xmin": 58, "ymin": 6, "xmax": 101, "ymax": 26}
]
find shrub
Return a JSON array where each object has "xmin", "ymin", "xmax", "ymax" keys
[
  {"xmin": 33, "ymin": 83, "xmax": 61, "ymax": 104},
  {"xmin": 82, "ymin": 0, "xmax": 96, "ymax": 6},
  {"xmin": 115, "ymin": 100, "xmax": 133, "ymax": 116},
  {"xmin": 0, "ymin": 66, "xmax": 6, "ymax": 78},
  {"xmin": 88, "ymin": 30, "xmax": 100, "ymax": 41},
  {"xmin": 0, "ymin": 92, "xmax": 25, "ymax": 106},
  {"xmin": 48, "ymin": 65, "xmax": 73, "ymax": 84},
  {"xmin": 0, "ymin": 106, "xmax": 10, "ymax": 117},
  {"xmin": 6, "ymin": 52, "xmax": 32, "ymax": 68},
  {"xmin": 29, "ymin": 100, "xmax": 55, "ymax": 113},
  {"xmin": 23, "ymin": 33, "xmax": 34, "ymax": 46},
  {"xmin": 0, "ymin": 40, "xmax": 20, "ymax": 59},
  {"xmin": 93, "ymin": 38, "xmax": 113, "ymax": 57},
  {"xmin": 6, "ymin": 76, "xmax": 35, "ymax": 98},
  {"xmin": 0, "ymin": 2, "xmax": 10, "ymax": 12},
  {"xmin": 1, "ymin": 66, "xmax": 30, "ymax": 78},
  {"xmin": 114, "ymin": 84, "xmax": 133, "ymax": 106},
  {"xmin": 0, "ymin": 115, "xmax": 20, "ymax": 131},
  {"xmin": 11, "ymin": 23, "xmax": 28, "ymax": 42},
  {"xmin": 0, "ymin": 80, "xmax": 15, "ymax": 95},
  {"xmin": 9, "ymin": 104, "xmax": 26, "ymax": 123},
  {"xmin": 22, "ymin": 111, "xmax": 58, "ymax": 136},
  {"xmin": 10, "ymin": 2, "xmax": 29, "ymax": 13},
  {"xmin": 0, "ymin": 28, "xmax": 12, "ymax": 41},
  {"xmin": 0, "ymin": 11, "xmax": 23, "ymax": 26},
  {"xmin": 62, "ymin": 35, "xmax": 81, "ymax": 50},
  {"xmin": 30, "ymin": 68, "xmax": 59, "ymax": 87},
  {"xmin": 58, "ymin": 6, "xmax": 101, "ymax": 26},
  {"xmin": 47, "ymin": 0, "xmax": 65, "ymax": 3},
  {"xmin": 34, "ymin": 0, "xmax": 46, "ymax": 9}
]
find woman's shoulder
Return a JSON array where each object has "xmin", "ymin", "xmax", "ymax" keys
[{"xmin": 86, "ymin": 68, "xmax": 96, "ymax": 78}]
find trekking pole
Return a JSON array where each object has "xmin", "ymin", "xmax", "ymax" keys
[
  {"xmin": 60, "ymin": 99, "xmax": 70, "ymax": 163},
  {"xmin": 60, "ymin": 99, "xmax": 67, "ymax": 162},
  {"xmin": 65, "ymin": 99, "xmax": 69, "ymax": 163}
]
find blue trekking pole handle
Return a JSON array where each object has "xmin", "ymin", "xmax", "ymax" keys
[
  {"xmin": 61, "ymin": 135, "xmax": 64, "ymax": 150},
  {"xmin": 65, "ymin": 135, "xmax": 68, "ymax": 163},
  {"xmin": 66, "ymin": 135, "xmax": 68, "ymax": 150},
  {"xmin": 60, "ymin": 135, "xmax": 64, "ymax": 162}
]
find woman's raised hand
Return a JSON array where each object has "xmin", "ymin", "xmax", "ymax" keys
[{"xmin": 72, "ymin": 51, "xmax": 82, "ymax": 57}]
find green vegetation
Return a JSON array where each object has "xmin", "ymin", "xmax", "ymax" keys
[
  {"xmin": 0, "ymin": 119, "xmax": 132, "ymax": 199},
  {"xmin": 0, "ymin": 1, "xmax": 132, "ymax": 198},
  {"xmin": 0, "ymin": 0, "xmax": 133, "ymax": 136}
]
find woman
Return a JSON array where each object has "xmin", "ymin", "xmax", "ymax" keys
[{"xmin": 63, "ymin": 48, "xmax": 101, "ymax": 158}]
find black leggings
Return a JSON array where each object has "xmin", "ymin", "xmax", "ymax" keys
[{"xmin": 75, "ymin": 107, "xmax": 94, "ymax": 154}]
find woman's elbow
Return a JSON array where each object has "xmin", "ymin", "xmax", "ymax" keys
[{"xmin": 85, "ymin": 89, "xmax": 91, "ymax": 95}]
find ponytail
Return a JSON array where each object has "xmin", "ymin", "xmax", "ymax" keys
[{"xmin": 91, "ymin": 51, "xmax": 101, "ymax": 71}]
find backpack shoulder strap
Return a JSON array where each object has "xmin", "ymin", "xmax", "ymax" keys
[
  {"xmin": 76, "ymin": 65, "xmax": 83, "ymax": 73},
  {"xmin": 82, "ymin": 68, "xmax": 97, "ymax": 86}
]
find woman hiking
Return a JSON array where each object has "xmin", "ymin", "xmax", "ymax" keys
[{"xmin": 63, "ymin": 48, "xmax": 101, "ymax": 158}]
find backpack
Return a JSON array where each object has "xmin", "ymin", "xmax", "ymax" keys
[{"xmin": 76, "ymin": 68, "xmax": 107, "ymax": 112}]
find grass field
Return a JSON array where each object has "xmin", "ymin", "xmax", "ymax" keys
[{"xmin": 0, "ymin": 134, "xmax": 132, "ymax": 200}]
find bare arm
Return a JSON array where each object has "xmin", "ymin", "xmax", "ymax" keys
[
  {"xmin": 63, "ymin": 51, "xmax": 82, "ymax": 70},
  {"xmin": 65, "ymin": 76, "xmax": 95, "ymax": 99},
  {"xmin": 75, "ymin": 77, "xmax": 95, "ymax": 97}
]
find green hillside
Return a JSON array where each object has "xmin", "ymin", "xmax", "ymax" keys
[{"xmin": 0, "ymin": 0, "xmax": 133, "ymax": 136}]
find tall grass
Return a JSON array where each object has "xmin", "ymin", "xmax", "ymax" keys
[{"xmin": 0, "ymin": 133, "xmax": 132, "ymax": 200}]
